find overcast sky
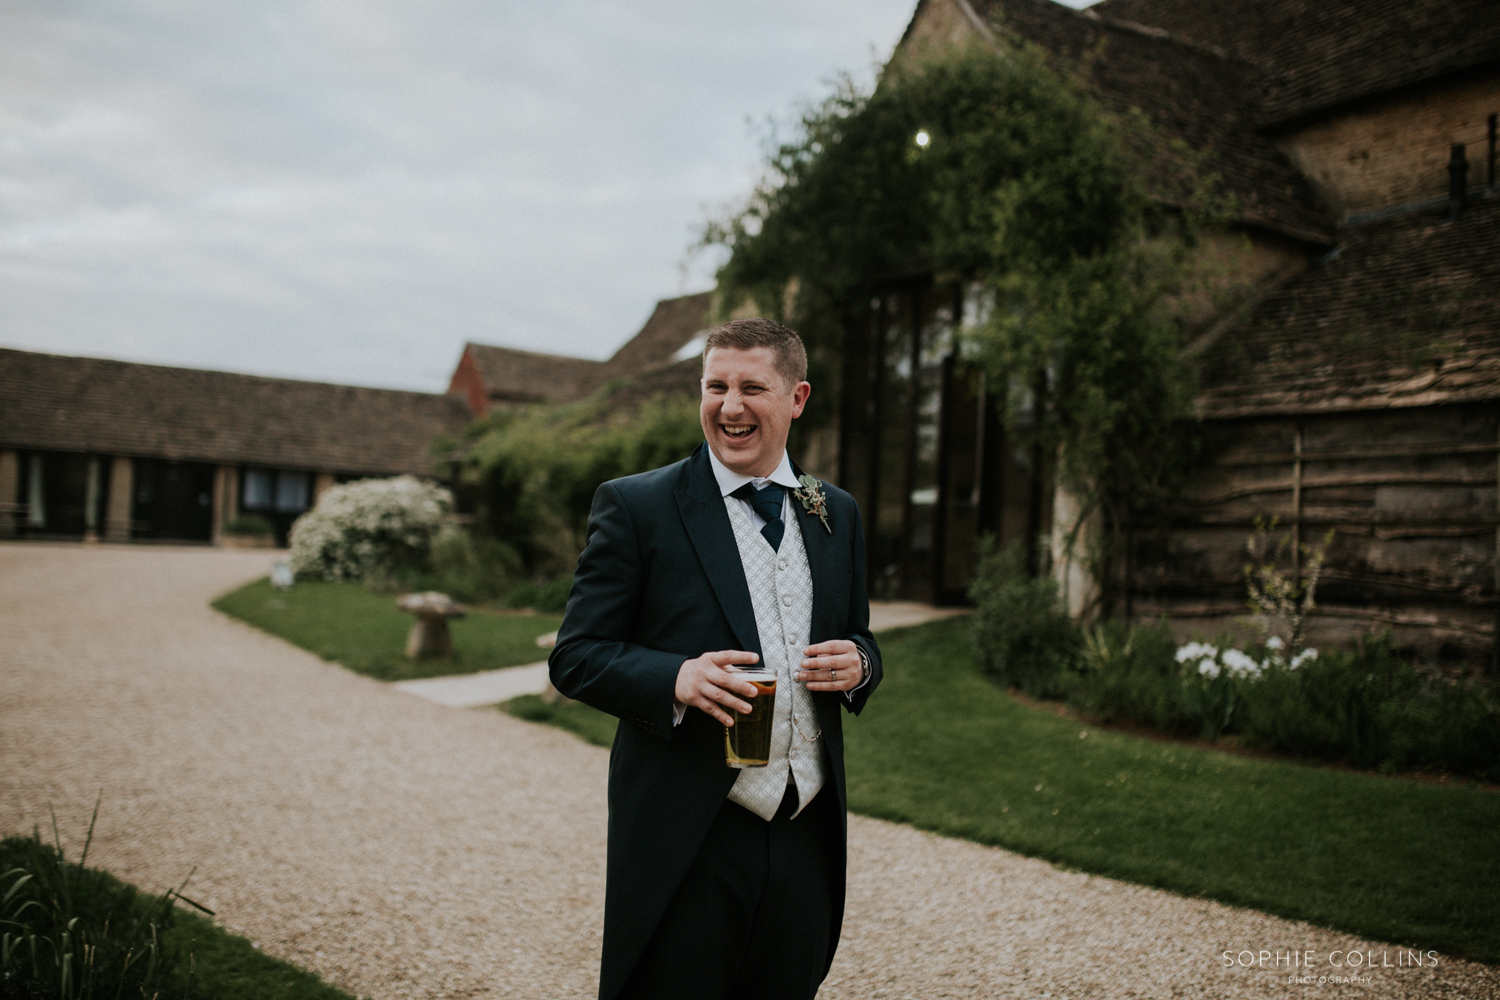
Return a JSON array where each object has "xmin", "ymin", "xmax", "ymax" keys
[{"xmin": 0, "ymin": 0, "xmax": 1093, "ymax": 393}]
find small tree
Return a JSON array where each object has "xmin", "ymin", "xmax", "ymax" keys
[
  {"xmin": 1243, "ymin": 515, "xmax": 1334, "ymax": 654},
  {"xmin": 288, "ymin": 475, "xmax": 452, "ymax": 583}
]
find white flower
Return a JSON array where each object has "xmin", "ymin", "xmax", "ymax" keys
[
  {"xmin": 1222, "ymin": 648, "xmax": 1264, "ymax": 679},
  {"xmin": 1197, "ymin": 659, "xmax": 1221, "ymax": 679},
  {"xmin": 1176, "ymin": 642, "xmax": 1218, "ymax": 664},
  {"xmin": 288, "ymin": 475, "xmax": 452, "ymax": 582},
  {"xmin": 1265, "ymin": 636, "xmax": 1284, "ymax": 651},
  {"xmin": 1290, "ymin": 648, "xmax": 1318, "ymax": 669}
]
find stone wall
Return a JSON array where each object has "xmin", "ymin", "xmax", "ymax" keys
[{"xmin": 1275, "ymin": 70, "xmax": 1500, "ymax": 219}]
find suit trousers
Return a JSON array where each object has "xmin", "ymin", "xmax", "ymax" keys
[{"xmin": 618, "ymin": 783, "xmax": 839, "ymax": 1000}]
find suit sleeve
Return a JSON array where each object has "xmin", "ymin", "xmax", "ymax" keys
[
  {"xmin": 548, "ymin": 481, "xmax": 684, "ymax": 740},
  {"xmin": 842, "ymin": 498, "xmax": 881, "ymax": 716}
]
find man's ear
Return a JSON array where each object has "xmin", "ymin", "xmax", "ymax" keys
[{"xmin": 790, "ymin": 381, "xmax": 811, "ymax": 418}]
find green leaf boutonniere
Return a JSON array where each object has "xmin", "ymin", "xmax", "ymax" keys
[{"xmin": 794, "ymin": 475, "xmax": 832, "ymax": 534}]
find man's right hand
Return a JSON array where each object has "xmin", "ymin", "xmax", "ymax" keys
[{"xmin": 675, "ymin": 650, "xmax": 761, "ymax": 726}]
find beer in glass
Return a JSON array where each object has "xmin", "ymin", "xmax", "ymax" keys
[{"xmin": 723, "ymin": 668, "xmax": 777, "ymax": 767}]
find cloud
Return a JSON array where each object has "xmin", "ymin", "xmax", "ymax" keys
[{"xmin": 0, "ymin": 0, "xmax": 923, "ymax": 390}]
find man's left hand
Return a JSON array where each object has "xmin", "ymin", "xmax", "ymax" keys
[{"xmin": 797, "ymin": 640, "xmax": 863, "ymax": 692}]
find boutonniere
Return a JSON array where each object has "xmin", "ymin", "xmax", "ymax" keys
[{"xmin": 793, "ymin": 475, "xmax": 832, "ymax": 534}]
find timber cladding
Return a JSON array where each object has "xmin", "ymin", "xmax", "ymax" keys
[{"xmin": 1134, "ymin": 404, "xmax": 1499, "ymax": 665}]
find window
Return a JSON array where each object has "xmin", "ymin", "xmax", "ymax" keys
[
  {"xmin": 275, "ymin": 471, "xmax": 309, "ymax": 512},
  {"xmin": 243, "ymin": 468, "xmax": 274, "ymax": 509},
  {"xmin": 243, "ymin": 468, "xmax": 309, "ymax": 513}
]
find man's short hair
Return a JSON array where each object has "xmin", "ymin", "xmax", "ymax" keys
[{"xmin": 703, "ymin": 318, "xmax": 808, "ymax": 388}]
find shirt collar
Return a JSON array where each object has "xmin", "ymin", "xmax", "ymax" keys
[{"xmin": 707, "ymin": 446, "xmax": 800, "ymax": 497}]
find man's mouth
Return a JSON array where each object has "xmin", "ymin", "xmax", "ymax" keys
[{"xmin": 721, "ymin": 425, "xmax": 756, "ymax": 439}]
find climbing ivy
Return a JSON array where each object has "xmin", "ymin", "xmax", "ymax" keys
[{"xmin": 704, "ymin": 41, "xmax": 1228, "ymax": 616}]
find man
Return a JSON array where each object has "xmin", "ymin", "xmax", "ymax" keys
[{"xmin": 549, "ymin": 317, "xmax": 881, "ymax": 1000}]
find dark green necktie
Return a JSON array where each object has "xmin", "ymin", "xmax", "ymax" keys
[{"xmin": 732, "ymin": 482, "xmax": 786, "ymax": 551}]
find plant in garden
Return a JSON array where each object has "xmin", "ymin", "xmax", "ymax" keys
[
  {"xmin": 1, "ymin": 802, "xmax": 210, "ymax": 1000},
  {"xmin": 461, "ymin": 393, "xmax": 703, "ymax": 576},
  {"xmin": 222, "ymin": 513, "xmax": 274, "ymax": 538},
  {"xmin": 969, "ymin": 537, "xmax": 1080, "ymax": 698},
  {"xmin": 1243, "ymin": 515, "xmax": 1334, "ymax": 653},
  {"xmin": 1173, "ymin": 640, "xmax": 1318, "ymax": 738},
  {"xmin": 706, "ymin": 42, "xmax": 1229, "ymax": 616},
  {"xmin": 288, "ymin": 475, "xmax": 452, "ymax": 583}
]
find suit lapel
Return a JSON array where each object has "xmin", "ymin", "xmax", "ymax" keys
[
  {"xmin": 676, "ymin": 446, "xmax": 761, "ymax": 656},
  {"xmin": 789, "ymin": 461, "xmax": 839, "ymax": 642}
]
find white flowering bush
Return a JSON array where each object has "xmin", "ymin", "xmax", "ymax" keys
[
  {"xmin": 1172, "ymin": 638, "xmax": 1319, "ymax": 736},
  {"xmin": 1174, "ymin": 639, "xmax": 1317, "ymax": 681},
  {"xmin": 288, "ymin": 476, "xmax": 453, "ymax": 582}
]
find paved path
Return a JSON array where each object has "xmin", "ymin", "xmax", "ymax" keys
[{"xmin": 2, "ymin": 544, "xmax": 1492, "ymax": 999}]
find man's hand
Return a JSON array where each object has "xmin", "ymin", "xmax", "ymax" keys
[
  {"xmin": 798, "ymin": 640, "xmax": 864, "ymax": 693},
  {"xmin": 675, "ymin": 650, "xmax": 762, "ymax": 726}
]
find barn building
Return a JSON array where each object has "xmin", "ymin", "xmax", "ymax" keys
[{"xmin": 824, "ymin": 0, "xmax": 1500, "ymax": 664}]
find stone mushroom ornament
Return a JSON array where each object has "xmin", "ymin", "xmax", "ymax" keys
[{"xmin": 395, "ymin": 591, "xmax": 466, "ymax": 660}]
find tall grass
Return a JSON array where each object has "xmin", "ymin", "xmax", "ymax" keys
[{"xmin": 1, "ymin": 800, "xmax": 208, "ymax": 1000}]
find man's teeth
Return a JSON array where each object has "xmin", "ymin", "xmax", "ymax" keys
[{"xmin": 723, "ymin": 426, "xmax": 755, "ymax": 437}]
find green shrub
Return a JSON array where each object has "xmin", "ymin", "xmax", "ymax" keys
[
  {"xmin": 1, "ymin": 822, "xmax": 196, "ymax": 999},
  {"xmin": 463, "ymin": 394, "xmax": 702, "ymax": 577},
  {"xmin": 1060, "ymin": 626, "xmax": 1500, "ymax": 780},
  {"xmin": 223, "ymin": 514, "xmax": 274, "ymax": 538},
  {"xmin": 969, "ymin": 538, "xmax": 1080, "ymax": 698},
  {"xmin": 1241, "ymin": 634, "xmax": 1500, "ymax": 780},
  {"xmin": 405, "ymin": 525, "xmax": 524, "ymax": 603},
  {"xmin": 506, "ymin": 576, "xmax": 573, "ymax": 614},
  {"xmin": 1068, "ymin": 619, "xmax": 1189, "ymax": 733}
]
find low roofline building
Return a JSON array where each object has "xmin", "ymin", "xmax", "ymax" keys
[{"xmin": 0, "ymin": 348, "xmax": 473, "ymax": 546}]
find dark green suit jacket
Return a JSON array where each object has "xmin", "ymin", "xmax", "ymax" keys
[{"xmin": 549, "ymin": 443, "xmax": 881, "ymax": 1000}]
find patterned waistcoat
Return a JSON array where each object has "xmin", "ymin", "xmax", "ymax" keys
[{"xmin": 723, "ymin": 492, "xmax": 827, "ymax": 820}]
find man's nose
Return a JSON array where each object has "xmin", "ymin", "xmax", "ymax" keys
[{"xmin": 720, "ymin": 390, "xmax": 746, "ymax": 417}]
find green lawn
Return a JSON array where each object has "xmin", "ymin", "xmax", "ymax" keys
[
  {"xmin": 213, "ymin": 578, "xmax": 561, "ymax": 682},
  {"xmin": 505, "ymin": 693, "xmax": 620, "ymax": 748},
  {"xmin": 505, "ymin": 618, "xmax": 1500, "ymax": 964},
  {"xmin": 846, "ymin": 619, "xmax": 1500, "ymax": 964}
]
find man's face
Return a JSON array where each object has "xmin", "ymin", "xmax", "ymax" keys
[{"xmin": 700, "ymin": 346, "xmax": 811, "ymax": 478}]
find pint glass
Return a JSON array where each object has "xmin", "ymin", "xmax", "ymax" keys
[{"xmin": 723, "ymin": 668, "xmax": 777, "ymax": 768}]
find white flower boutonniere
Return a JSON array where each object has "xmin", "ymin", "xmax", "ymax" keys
[{"xmin": 794, "ymin": 475, "xmax": 832, "ymax": 534}]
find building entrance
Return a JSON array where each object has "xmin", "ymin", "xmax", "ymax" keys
[{"xmin": 131, "ymin": 459, "xmax": 215, "ymax": 541}]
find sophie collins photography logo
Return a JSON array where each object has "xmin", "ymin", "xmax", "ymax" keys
[{"xmin": 1222, "ymin": 947, "xmax": 1440, "ymax": 985}]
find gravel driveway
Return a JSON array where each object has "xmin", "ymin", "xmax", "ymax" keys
[{"xmin": 2, "ymin": 544, "xmax": 1493, "ymax": 999}]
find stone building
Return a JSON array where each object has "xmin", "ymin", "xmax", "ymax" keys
[
  {"xmin": 0, "ymin": 348, "xmax": 474, "ymax": 546},
  {"xmin": 820, "ymin": 0, "xmax": 1500, "ymax": 662}
]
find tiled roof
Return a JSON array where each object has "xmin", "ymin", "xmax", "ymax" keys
[
  {"xmin": 463, "ymin": 291, "xmax": 712, "ymax": 406},
  {"xmin": 0, "ymin": 348, "xmax": 473, "ymax": 474},
  {"xmin": 1093, "ymin": 0, "xmax": 1500, "ymax": 127},
  {"xmin": 969, "ymin": 0, "xmax": 1336, "ymax": 243},
  {"xmin": 604, "ymin": 291, "xmax": 713, "ymax": 376},
  {"xmin": 462, "ymin": 343, "xmax": 608, "ymax": 405},
  {"xmin": 1196, "ymin": 197, "xmax": 1500, "ymax": 418}
]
